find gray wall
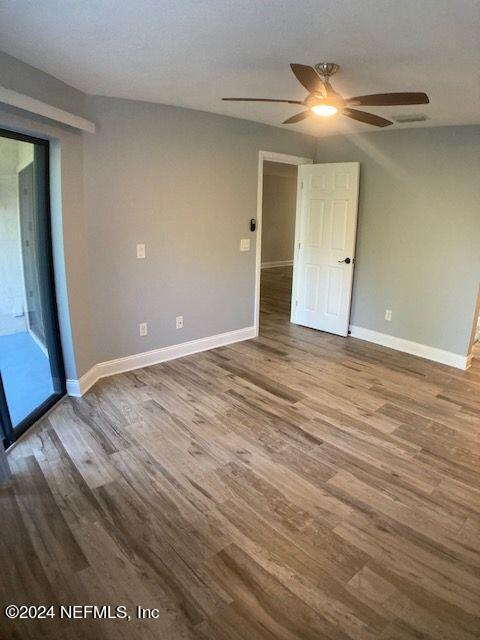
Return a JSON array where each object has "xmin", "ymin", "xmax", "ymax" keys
[
  {"xmin": 83, "ymin": 96, "xmax": 316, "ymax": 362},
  {"xmin": 316, "ymin": 126, "xmax": 480, "ymax": 356},
  {"xmin": 0, "ymin": 51, "xmax": 87, "ymax": 117},
  {"xmin": 2, "ymin": 50, "xmax": 478, "ymax": 377},
  {"xmin": 261, "ymin": 162, "xmax": 297, "ymax": 265},
  {"xmin": 0, "ymin": 54, "xmax": 95, "ymax": 378}
]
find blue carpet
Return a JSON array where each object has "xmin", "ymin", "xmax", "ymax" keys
[{"xmin": 0, "ymin": 331, "xmax": 54, "ymax": 426}]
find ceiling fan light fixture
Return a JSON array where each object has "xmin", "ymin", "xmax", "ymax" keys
[
  {"xmin": 311, "ymin": 104, "xmax": 338, "ymax": 117},
  {"xmin": 222, "ymin": 62, "xmax": 429, "ymax": 129}
]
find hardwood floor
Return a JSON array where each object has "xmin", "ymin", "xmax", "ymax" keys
[{"xmin": 2, "ymin": 265, "xmax": 480, "ymax": 639}]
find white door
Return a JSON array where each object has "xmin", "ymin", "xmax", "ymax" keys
[{"xmin": 291, "ymin": 162, "xmax": 360, "ymax": 336}]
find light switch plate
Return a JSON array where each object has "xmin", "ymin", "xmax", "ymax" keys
[
  {"xmin": 137, "ymin": 243, "xmax": 146, "ymax": 259},
  {"xmin": 139, "ymin": 322, "xmax": 148, "ymax": 336},
  {"xmin": 240, "ymin": 239, "xmax": 250, "ymax": 252}
]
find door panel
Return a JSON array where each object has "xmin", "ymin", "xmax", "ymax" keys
[
  {"xmin": 304, "ymin": 265, "xmax": 320, "ymax": 311},
  {"xmin": 331, "ymin": 200, "xmax": 348, "ymax": 249},
  {"xmin": 291, "ymin": 162, "xmax": 360, "ymax": 336},
  {"xmin": 307, "ymin": 200, "xmax": 324, "ymax": 247},
  {"xmin": 326, "ymin": 266, "xmax": 343, "ymax": 316}
]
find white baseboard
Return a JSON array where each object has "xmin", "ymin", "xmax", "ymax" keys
[
  {"xmin": 349, "ymin": 325, "xmax": 468, "ymax": 370},
  {"xmin": 66, "ymin": 325, "xmax": 256, "ymax": 397},
  {"xmin": 66, "ymin": 366, "xmax": 99, "ymax": 397},
  {"xmin": 261, "ymin": 260, "xmax": 293, "ymax": 269}
]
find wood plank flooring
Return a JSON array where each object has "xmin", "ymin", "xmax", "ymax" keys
[{"xmin": 1, "ymin": 265, "xmax": 480, "ymax": 639}]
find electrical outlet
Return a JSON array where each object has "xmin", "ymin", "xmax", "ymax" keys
[
  {"xmin": 136, "ymin": 243, "xmax": 146, "ymax": 259},
  {"xmin": 240, "ymin": 239, "xmax": 250, "ymax": 252},
  {"xmin": 385, "ymin": 309, "xmax": 392, "ymax": 321},
  {"xmin": 139, "ymin": 322, "xmax": 148, "ymax": 336},
  {"xmin": 176, "ymin": 315, "xmax": 184, "ymax": 329}
]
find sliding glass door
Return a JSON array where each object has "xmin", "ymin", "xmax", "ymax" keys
[{"xmin": 0, "ymin": 129, "xmax": 65, "ymax": 448}]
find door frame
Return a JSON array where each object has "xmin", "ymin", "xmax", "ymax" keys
[
  {"xmin": 254, "ymin": 151, "xmax": 313, "ymax": 335},
  {"xmin": 466, "ymin": 284, "xmax": 480, "ymax": 368},
  {"xmin": 0, "ymin": 127, "xmax": 66, "ymax": 448}
]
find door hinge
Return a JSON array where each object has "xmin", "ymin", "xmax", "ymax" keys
[
  {"xmin": 295, "ymin": 300, "xmax": 299, "ymax": 307},
  {"xmin": 298, "ymin": 242, "xmax": 302, "ymax": 250}
]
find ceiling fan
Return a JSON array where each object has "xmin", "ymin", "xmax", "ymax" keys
[{"xmin": 223, "ymin": 63, "xmax": 429, "ymax": 127}]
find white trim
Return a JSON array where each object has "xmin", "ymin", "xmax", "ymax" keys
[
  {"xmin": 349, "ymin": 325, "xmax": 469, "ymax": 370},
  {"xmin": 0, "ymin": 86, "xmax": 96, "ymax": 133},
  {"xmin": 66, "ymin": 365, "xmax": 99, "ymax": 397},
  {"xmin": 66, "ymin": 325, "xmax": 256, "ymax": 397},
  {"xmin": 255, "ymin": 151, "xmax": 313, "ymax": 336},
  {"xmin": 466, "ymin": 352, "xmax": 474, "ymax": 369},
  {"xmin": 261, "ymin": 260, "xmax": 293, "ymax": 269}
]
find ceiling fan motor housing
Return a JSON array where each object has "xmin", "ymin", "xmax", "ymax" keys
[
  {"xmin": 305, "ymin": 92, "xmax": 343, "ymax": 108},
  {"xmin": 314, "ymin": 62, "xmax": 340, "ymax": 78}
]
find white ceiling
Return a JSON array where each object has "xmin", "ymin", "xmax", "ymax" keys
[{"xmin": 1, "ymin": 0, "xmax": 479, "ymax": 136}]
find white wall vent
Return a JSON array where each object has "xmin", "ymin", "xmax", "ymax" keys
[{"xmin": 393, "ymin": 113, "xmax": 429, "ymax": 123}]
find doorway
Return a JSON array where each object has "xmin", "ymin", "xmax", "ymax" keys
[
  {"xmin": 255, "ymin": 151, "xmax": 313, "ymax": 335},
  {"xmin": 260, "ymin": 161, "xmax": 299, "ymax": 329},
  {"xmin": 255, "ymin": 152, "xmax": 360, "ymax": 339},
  {"xmin": 0, "ymin": 128, "xmax": 65, "ymax": 448}
]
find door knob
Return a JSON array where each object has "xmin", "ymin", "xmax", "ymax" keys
[{"xmin": 338, "ymin": 257, "xmax": 352, "ymax": 264}]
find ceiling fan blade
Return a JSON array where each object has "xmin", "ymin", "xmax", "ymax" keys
[
  {"xmin": 322, "ymin": 80, "xmax": 337, "ymax": 97},
  {"xmin": 222, "ymin": 98, "xmax": 303, "ymax": 104},
  {"xmin": 283, "ymin": 111, "xmax": 311, "ymax": 124},
  {"xmin": 343, "ymin": 108, "xmax": 393, "ymax": 127},
  {"xmin": 290, "ymin": 64, "xmax": 324, "ymax": 93},
  {"xmin": 347, "ymin": 92, "xmax": 429, "ymax": 106}
]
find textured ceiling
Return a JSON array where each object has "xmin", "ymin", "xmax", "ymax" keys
[{"xmin": 0, "ymin": 0, "xmax": 479, "ymax": 136}]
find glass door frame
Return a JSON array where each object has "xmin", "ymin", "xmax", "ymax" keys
[{"xmin": 0, "ymin": 127, "xmax": 66, "ymax": 448}]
